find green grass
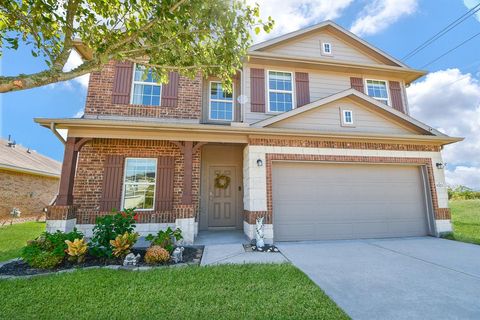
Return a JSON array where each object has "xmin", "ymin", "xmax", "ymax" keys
[
  {"xmin": 447, "ymin": 200, "xmax": 480, "ymax": 245},
  {"xmin": 0, "ymin": 264, "xmax": 348, "ymax": 320},
  {"xmin": 0, "ymin": 222, "xmax": 45, "ymax": 262}
]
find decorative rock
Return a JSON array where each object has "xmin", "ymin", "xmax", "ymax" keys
[{"xmin": 123, "ymin": 253, "xmax": 141, "ymax": 267}]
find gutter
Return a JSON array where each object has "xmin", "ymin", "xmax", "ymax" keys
[
  {"xmin": 0, "ymin": 163, "xmax": 60, "ymax": 179},
  {"xmin": 50, "ymin": 122, "xmax": 66, "ymax": 144}
]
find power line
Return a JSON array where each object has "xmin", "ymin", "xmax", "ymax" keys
[
  {"xmin": 402, "ymin": 3, "xmax": 480, "ymax": 61},
  {"xmin": 421, "ymin": 31, "xmax": 480, "ymax": 69}
]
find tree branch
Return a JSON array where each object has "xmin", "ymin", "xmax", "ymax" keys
[
  {"xmin": 170, "ymin": 0, "xmax": 188, "ymax": 12},
  {"xmin": 52, "ymin": 0, "xmax": 81, "ymax": 70},
  {"xmin": 0, "ymin": 60, "xmax": 101, "ymax": 93}
]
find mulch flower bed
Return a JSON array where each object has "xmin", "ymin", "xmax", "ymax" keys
[{"xmin": 0, "ymin": 246, "xmax": 204, "ymax": 277}]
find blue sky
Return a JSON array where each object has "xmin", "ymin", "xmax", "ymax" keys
[{"xmin": 2, "ymin": 0, "xmax": 480, "ymax": 188}]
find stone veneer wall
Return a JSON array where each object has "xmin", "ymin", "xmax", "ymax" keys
[
  {"xmin": 72, "ymin": 139, "xmax": 200, "ymax": 225},
  {"xmin": 243, "ymin": 139, "xmax": 451, "ymax": 240},
  {"xmin": 84, "ymin": 60, "xmax": 203, "ymax": 119},
  {"xmin": 0, "ymin": 169, "xmax": 58, "ymax": 219}
]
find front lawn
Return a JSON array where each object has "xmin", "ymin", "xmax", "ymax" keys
[
  {"xmin": 447, "ymin": 200, "xmax": 480, "ymax": 245},
  {"xmin": 0, "ymin": 264, "xmax": 348, "ymax": 319},
  {"xmin": 0, "ymin": 222, "xmax": 45, "ymax": 262}
]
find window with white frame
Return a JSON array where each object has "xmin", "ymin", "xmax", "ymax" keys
[
  {"xmin": 268, "ymin": 71, "xmax": 294, "ymax": 112},
  {"xmin": 209, "ymin": 82, "xmax": 234, "ymax": 121},
  {"xmin": 365, "ymin": 79, "xmax": 389, "ymax": 105},
  {"xmin": 131, "ymin": 64, "xmax": 162, "ymax": 106},
  {"xmin": 322, "ymin": 42, "xmax": 332, "ymax": 55},
  {"xmin": 342, "ymin": 109, "xmax": 354, "ymax": 125},
  {"xmin": 123, "ymin": 158, "xmax": 157, "ymax": 210}
]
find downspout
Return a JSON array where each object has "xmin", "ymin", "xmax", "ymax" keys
[{"xmin": 50, "ymin": 122, "xmax": 66, "ymax": 145}]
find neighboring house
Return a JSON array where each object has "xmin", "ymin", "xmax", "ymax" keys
[
  {"xmin": 36, "ymin": 21, "xmax": 462, "ymax": 243},
  {"xmin": 0, "ymin": 138, "xmax": 61, "ymax": 221}
]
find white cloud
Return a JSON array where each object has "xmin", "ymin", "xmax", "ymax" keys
[
  {"xmin": 248, "ymin": 0, "xmax": 354, "ymax": 42},
  {"xmin": 445, "ymin": 166, "xmax": 480, "ymax": 189},
  {"xmin": 350, "ymin": 0, "xmax": 418, "ymax": 36},
  {"xmin": 464, "ymin": 0, "xmax": 480, "ymax": 21},
  {"xmin": 73, "ymin": 108, "xmax": 84, "ymax": 118},
  {"xmin": 63, "ymin": 50, "xmax": 90, "ymax": 89},
  {"xmin": 407, "ymin": 69, "xmax": 480, "ymax": 189}
]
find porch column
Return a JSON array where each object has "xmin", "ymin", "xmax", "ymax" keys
[
  {"xmin": 173, "ymin": 141, "xmax": 206, "ymax": 205},
  {"xmin": 47, "ymin": 137, "xmax": 91, "ymax": 233},
  {"xmin": 56, "ymin": 137, "xmax": 78, "ymax": 205}
]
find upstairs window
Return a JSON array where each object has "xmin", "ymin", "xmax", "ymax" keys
[
  {"xmin": 123, "ymin": 158, "xmax": 157, "ymax": 210},
  {"xmin": 341, "ymin": 109, "xmax": 354, "ymax": 126},
  {"xmin": 268, "ymin": 71, "xmax": 294, "ymax": 112},
  {"xmin": 365, "ymin": 79, "xmax": 389, "ymax": 105},
  {"xmin": 131, "ymin": 64, "xmax": 162, "ymax": 106},
  {"xmin": 209, "ymin": 82, "xmax": 234, "ymax": 121},
  {"xmin": 322, "ymin": 42, "xmax": 332, "ymax": 55}
]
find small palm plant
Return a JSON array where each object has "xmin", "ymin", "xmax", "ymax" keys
[
  {"xmin": 110, "ymin": 232, "xmax": 139, "ymax": 258},
  {"xmin": 65, "ymin": 238, "xmax": 88, "ymax": 263}
]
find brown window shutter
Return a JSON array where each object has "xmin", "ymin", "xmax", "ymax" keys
[
  {"xmin": 295, "ymin": 72, "xmax": 310, "ymax": 107},
  {"xmin": 161, "ymin": 72, "xmax": 180, "ymax": 107},
  {"xmin": 100, "ymin": 155, "xmax": 125, "ymax": 212},
  {"xmin": 389, "ymin": 81, "xmax": 405, "ymax": 113},
  {"xmin": 350, "ymin": 77, "xmax": 364, "ymax": 92},
  {"xmin": 155, "ymin": 156, "xmax": 175, "ymax": 211},
  {"xmin": 250, "ymin": 68, "xmax": 265, "ymax": 112},
  {"xmin": 111, "ymin": 61, "xmax": 134, "ymax": 104}
]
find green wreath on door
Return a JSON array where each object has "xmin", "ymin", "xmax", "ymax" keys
[{"xmin": 214, "ymin": 173, "xmax": 231, "ymax": 189}]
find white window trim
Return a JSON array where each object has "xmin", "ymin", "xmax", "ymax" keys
[
  {"xmin": 321, "ymin": 42, "xmax": 332, "ymax": 55},
  {"xmin": 208, "ymin": 81, "xmax": 234, "ymax": 121},
  {"xmin": 341, "ymin": 109, "xmax": 354, "ymax": 127},
  {"xmin": 130, "ymin": 63, "xmax": 162, "ymax": 106},
  {"xmin": 364, "ymin": 78, "xmax": 391, "ymax": 106},
  {"xmin": 121, "ymin": 157, "xmax": 157, "ymax": 211},
  {"xmin": 266, "ymin": 70, "xmax": 295, "ymax": 114}
]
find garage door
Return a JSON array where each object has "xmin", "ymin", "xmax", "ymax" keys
[{"xmin": 272, "ymin": 162, "xmax": 430, "ymax": 241}]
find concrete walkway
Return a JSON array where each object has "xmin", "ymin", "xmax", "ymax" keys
[
  {"xmin": 278, "ymin": 237, "xmax": 480, "ymax": 320},
  {"xmin": 196, "ymin": 230, "xmax": 287, "ymax": 266}
]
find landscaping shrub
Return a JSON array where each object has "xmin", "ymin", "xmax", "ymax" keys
[
  {"xmin": 110, "ymin": 232, "xmax": 139, "ymax": 258},
  {"xmin": 21, "ymin": 229, "xmax": 84, "ymax": 269},
  {"xmin": 146, "ymin": 227, "xmax": 182, "ymax": 253},
  {"xmin": 65, "ymin": 238, "xmax": 88, "ymax": 263},
  {"xmin": 144, "ymin": 245, "xmax": 170, "ymax": 264},
  {"xmin": 89, "ymin": 208, "xmax": 138, "ymax": 258}
]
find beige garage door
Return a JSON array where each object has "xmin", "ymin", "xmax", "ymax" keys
[{"xmin": 272, "ymin": 162, "xmax": 430, "ymax": 241}]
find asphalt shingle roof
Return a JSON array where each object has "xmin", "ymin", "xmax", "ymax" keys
[{"xmin": 0, "ymin": 138, "xmax": 61, "ymax": 177}]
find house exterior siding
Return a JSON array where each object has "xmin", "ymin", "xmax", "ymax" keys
[
  {"xmin": 243, "ymin": 63, "xmax": 410, "ymax": 124},
  {"xmin": 0, "ymin": 169, "xmax": 59, "ymax": 220},
  {"xmin": 85, "ymin": 61, "xmax": 203, "ymax": 120}
]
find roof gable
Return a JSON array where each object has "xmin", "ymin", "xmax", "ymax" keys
[
  {"xmin": 252, "ymin": 89, "xmax": 445, "ymax": 137},
  {"xmin": 249, "ymin": 21, "xmax": 408, "ymax": 68}
]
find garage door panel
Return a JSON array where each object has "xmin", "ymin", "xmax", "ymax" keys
[{"xmin": 273, "ymin": 162, "xmax": 429, "ymax": 241}]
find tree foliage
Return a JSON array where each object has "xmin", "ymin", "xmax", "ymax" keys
[{"xmin": 0, "ymin": 0, "xmax": 273, "ymax": 93}]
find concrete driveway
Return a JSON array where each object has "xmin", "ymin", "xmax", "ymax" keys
[{"xmin": 277, "ymin": 237, "xmax": 480, "ymax": 320}]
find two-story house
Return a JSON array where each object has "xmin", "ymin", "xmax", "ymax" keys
[{"xmin": 36, "ymin": 21, "xmax": 461, "ymax": 243}]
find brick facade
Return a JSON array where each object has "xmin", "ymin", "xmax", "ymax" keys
[
  {"xmin": 0, "ymin": 169, "xmax": 59, "ymax": 219},
  {"xmin": 249, "ymin": 138, "xmax": 441, "ymax": 152},
  {"xmin": 73, "ymin": 138, "xmax": 200, "ymax": 224},
  {"xmin": 84, "ymin": 60, "xmax": 202, "ymax": 119}
]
